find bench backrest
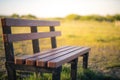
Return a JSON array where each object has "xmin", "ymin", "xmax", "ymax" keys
[{"xmin": 1, "ymin": 18, "xmax": 61, "ymax": 63}]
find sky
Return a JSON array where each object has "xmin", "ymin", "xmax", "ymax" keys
[{"xmin": 0, "ymin": 0, "xmax": 120, "ymax": 18}]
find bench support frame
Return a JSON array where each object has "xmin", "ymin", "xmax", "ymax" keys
[
  {"xmin": 83, "ymin": 52, "xmax": 89, "ymax": 69},
  {"xmin": 71, "ymin": 58, "xmax": 78, "ymax": 80},
  {"xmin": 52, "ymin": 66, "xmax": 62, "ymax": 80}
]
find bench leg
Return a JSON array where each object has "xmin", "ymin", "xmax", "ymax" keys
[
  {"xmin": 83, "ymin": 52, "xmax": 89, "ymax": 69},
  {"xmin": 52, "ymin": 66, "xmax": 62, "ymax": 80},
  {"xmin": 5, "ymin": 62, "xmax": 16, "ymax": 80},
  {"xmin": 71, "ymin": 58, "xmax": 78, "ymax": 80}
]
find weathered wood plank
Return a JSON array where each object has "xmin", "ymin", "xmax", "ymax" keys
[
  {"xmin": 48, "ymin": 47, "xmax": 90, "ymax": 68},
  {"xmin": 2, "ymin": 18, "xmax": 60, "ymax": 26},
  {"xmin": 15, "ymin": 46, "xmax": 68, "ymax": 64},
  {"xmin": 26, "ymin": 46, "xmax": 75, "ymax": 66},
  {"xmin": 7, "ymin": 31, "xmax": 61, "ymax": 42},
  {"xmin": 36, "ymin": 47, "xmax": 83, "ymax": 67}
]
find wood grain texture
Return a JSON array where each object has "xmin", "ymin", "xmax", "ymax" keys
[
  {"xmin": 7, "ymin": 31, "xmax": 61, "ymax": 42},
  {"xmin": 15, "ymin": 46, "xmax": 90, "ymax": 68},
  {"xmin": 2, "ymin": 18, "xmax": 60, "ymax": 26},
  {"xmin": 48, "ymin": 47, "xmax": 90, "ymax": 68},
  {"xmin": 36, "ymin": 47, "xmax": 83, "ymax": 67},
  {"xmin": 26, "ymin": 46, "xmax": 75, "ymax": 66},
  {"xmin": 15, "ymin": 46, "xmax": 68, "ymax": 65}
]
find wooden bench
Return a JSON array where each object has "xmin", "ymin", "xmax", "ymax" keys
[{"xmin": 1, "ymin": 18, "xmax": 91, "ymax": 80}]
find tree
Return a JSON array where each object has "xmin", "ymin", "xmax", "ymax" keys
[
  {"xmin": 21, "ymin": 14, "xmax": 37, "ymax": 19},
  {"xmin": 65, "ymin": 14, "xmax": 80, "ymax": 20},
  {"xmin": 11, "ymin": 13, "xmax": 20, "ymax": 18},
  {"xmin": 113, "ymin": 14, "xmax": 120, "ymax": 21},
  {"xmin": 105, "ymin": 15, "xmax": 114, "ymax": 22}
]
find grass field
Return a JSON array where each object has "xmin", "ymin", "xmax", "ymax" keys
[{"xmin": 0, "ymin": 20, "xmax": 120, "ymax": 80}]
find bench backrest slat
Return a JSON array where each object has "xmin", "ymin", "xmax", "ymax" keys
[
  {"xmin": 6, "ymin": 31, "xmax": 61, "ymax": 42},
  {"xmin": 2, "ymin": 18, "xmax": 60, "ymax": 26}
]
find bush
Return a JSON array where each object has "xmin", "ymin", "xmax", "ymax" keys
[{"xmin": 65, "ymin": 14, "xmax": 80, "ymax": 20}]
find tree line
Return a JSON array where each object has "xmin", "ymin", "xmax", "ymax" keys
[
  {"xmin": 65, "ymin": 14, "xmax": 120, "ymax": 22},
  {"xmin": 0, "ymin": 13, "xmax": 37, "ymax": 19},
  {"xmin": 0, "ymin": 13, "xmax": 120, "ymax": 22}
]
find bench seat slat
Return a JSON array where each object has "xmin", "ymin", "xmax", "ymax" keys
[
  {"xmin": 7, "ymin": 31, "xmax": 61, "ymax": 42},
  {"xmin": 36, "ymin": 47, "xmax": 83, "ymax": 67},
  {"xmin": 25, "ymin": 46, "xmax": 75, "ymax": 65},
  {"xmin": 15, "ymin": 46, "xmax": 69, "ymax": 64},
  {"xmin": 48, "ymin": 47, "xmax": 90, "ymax": 68}
]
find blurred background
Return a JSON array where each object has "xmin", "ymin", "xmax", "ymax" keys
[{"xmin": 0, "ymin": 0, "xmax": 120, "ymax": 80}]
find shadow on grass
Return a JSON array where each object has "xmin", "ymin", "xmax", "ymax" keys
[
  {"xmin": 0, "ymin": 67, "xmax": 120, "ymax": 80},
  {"xmin": 77, "ymin": 68, "xmax": 120, "ymax": 80},
  {"xmin": 62, "ymin": 66, "xmax": 120, "ymax": 80}
]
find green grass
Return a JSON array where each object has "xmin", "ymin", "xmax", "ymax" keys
[
  {"xmin": 22, "ymin": 66, "xmax": 119, "ymax": 80},
  {"xmin": 0, "ymin": 20, "xmax": 120, "ymax": 80}
]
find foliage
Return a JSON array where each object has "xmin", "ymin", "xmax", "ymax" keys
[
  {"xmin": 11, "ymin": 13, "xmax": 20, "ymax": 18},
  {"xmin": 0, "ymin": 14, "xmax": 120, "ymax": 21},
  {"xmin": 65, "ymin": 14, "xmax": 80, "ymax": 20},
  {"xmin": 105, "ymin": 15, "xmax": 114, "ymax": 22},
  {"xmin": 21, "ymin": 14, "xmax": 37, "ymax": 19},
  {"xmin": 77, "ymin": 68, "xmax": 119, "ymax": 80},
  {"xmin": 65, "ymin": 14, "xmax": 120, "ymax": 21},
  {"xmin": 78, "ymin": 15, "xmax": 105, "ymax": 21},
  {"xmin": 113, "ymin": 14, "xmax": 120, "ymax": 21},
  {"xmin": 0, "ymin": 14, "xmax": 37, "ymax": 19}
]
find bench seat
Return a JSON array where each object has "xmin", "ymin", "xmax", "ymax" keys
[{"xmin": 15, "ymin": 46, "xmax": 90, "ymax": 68}]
